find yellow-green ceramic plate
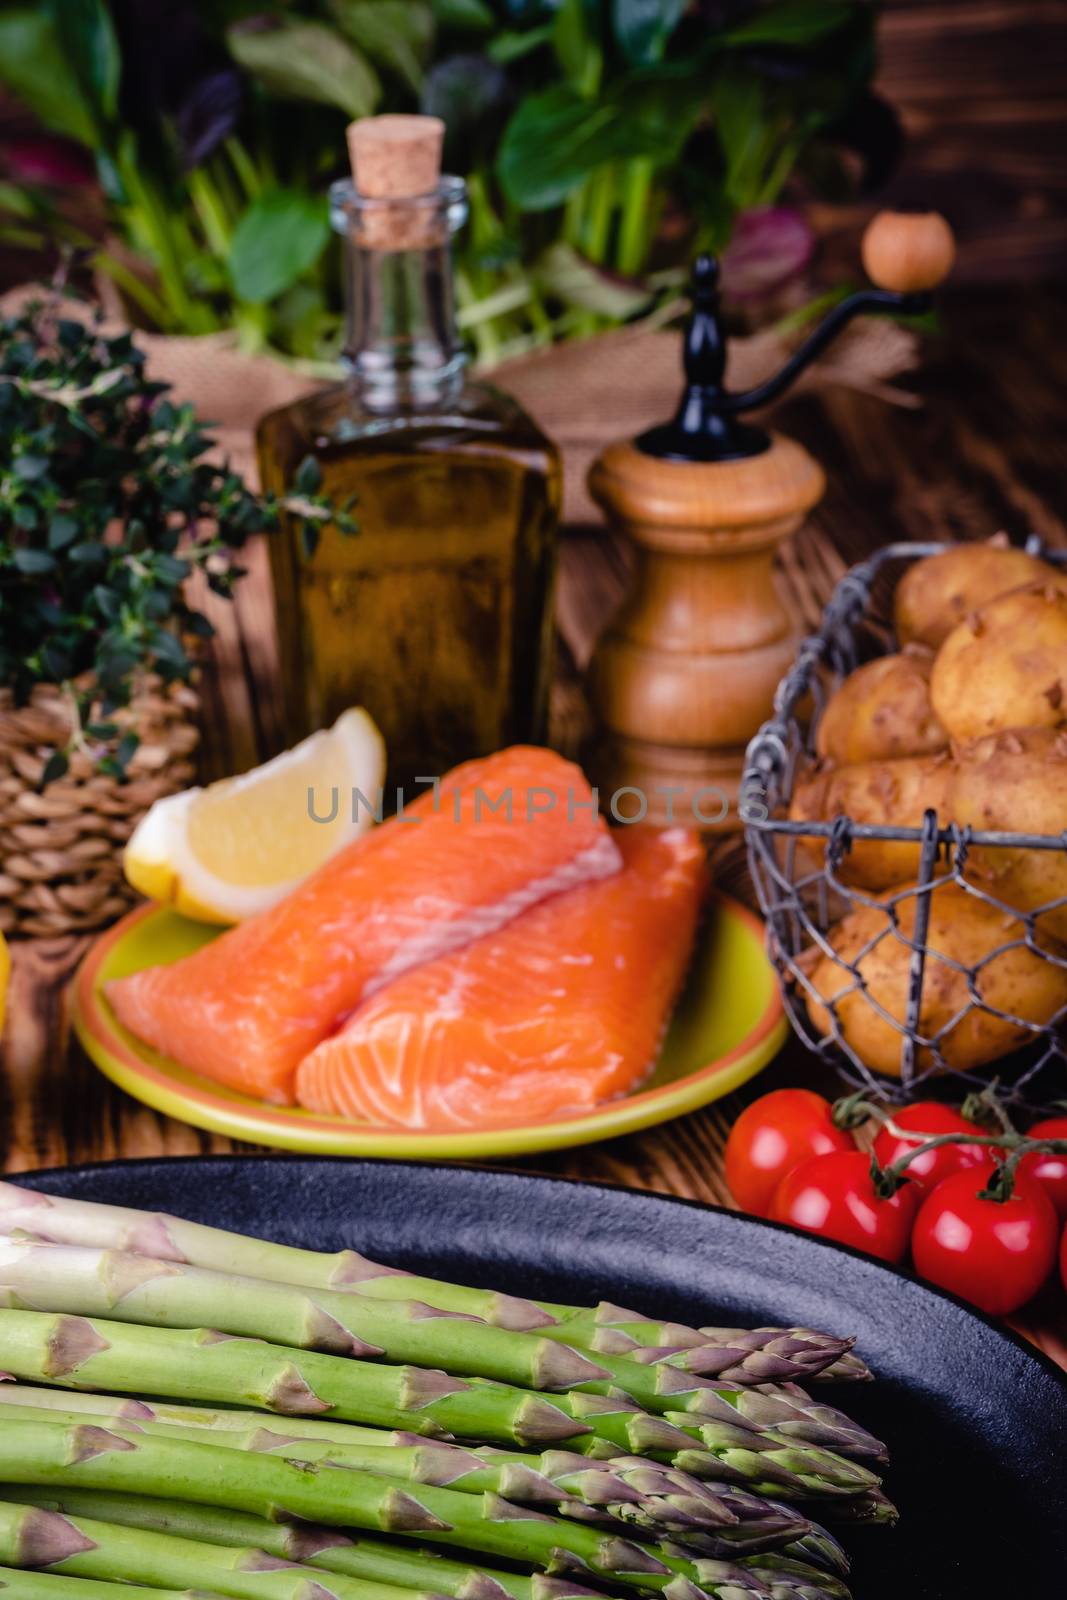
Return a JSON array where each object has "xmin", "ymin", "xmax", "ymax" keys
[{"xmin": 73, "ymin": 896, "xmax": 786, "ymax": 1159}]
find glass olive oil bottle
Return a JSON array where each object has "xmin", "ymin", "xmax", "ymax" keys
[{"xmin": 256, "ymin": 116, "xmax": 561, "ymax": 797}]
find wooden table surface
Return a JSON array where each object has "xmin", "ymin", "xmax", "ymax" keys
[{"xmin": 3, "ymin": 286, "xmax": 1065, "ymax": 1367}]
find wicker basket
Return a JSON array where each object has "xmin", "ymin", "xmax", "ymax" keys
[
  {"xmin": 0, "ymin": 676, "xmax": 200, "ymax": 938},
  {"xmin": 743, "ymin": 539, "xmax": 1067, "ymax": 1109}
]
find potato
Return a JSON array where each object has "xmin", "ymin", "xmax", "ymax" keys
[
  {"xmin": 895, "ymin": 539, "xmax": 1066, "ymax": 650},
  {"xmin": 930, "ymin": 583, "xmax": 1067, "ymax": 742},
  {"xmin": 948, "ymin": 727, "xmax": 1067, "ymax": 941},
  {"xmin": 815, "ymin": 648, "xmax": 947, "ymax": 765},
  {"xmin": 790, "ymin": 752, "xmax": 955, "ymax": 889},
  {"xmin": 806, "ymin": 884, "xmax": 1067, "ymax": 1077}
]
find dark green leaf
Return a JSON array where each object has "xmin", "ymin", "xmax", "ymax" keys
[
  {"xmin": 85, "ymin": 720, "xmax": 119, "ymax": 738},
  {"xmin": 69, "ymin": 541, "xmax": 108, "ymax": 564},
  {"xmin": 722, "ymin": 0, "xmax": 854, "ymax": 47},
  {"xmin": 0, "ymin": 7, "xmax": 97, "ymax": 146},
  {"xmin": 39, "ymin": 750, "xmax": 69, "ymax": 787},
  {"xmin": 329, "ymin": 0, "xmax": 434, "ymax": 93},
  {"xmin": 228, "ymin": 189, "xmax": 332, "ymax": 305},
  {"xmin": 612, "ymin": 0, "xmax": 685, "ymax": 66},
  {"xmin": 13, "ymin": 548, "xmax": 55, "ymax": 575},
  {"xmin": 300, "ymin": 522, "xmax": 321, "ymax": 560},
  {"xmin": 295, "ymin": 455, "xmax": 324, "ymax": 494},
  {"xmin": 498, "ymin": 74, "xmax": 705, "ymax": 209},
  {"xmin": 48, "ymin": 514, "xmax": 79, "ymax": 550},
  {"xmin": 115, "ymin": 730, "xmax": 140, "ymax": 769},
  {"xmin": 487, "ymin": 24, "xmax": 553, "ymax": 63},
  {"xmin": 552, "ymin": 0, "xmax": 600, "ymax": 90},
  {"xmin": 226, "ymin": 21, "xmax": 380, "ymax": 118},
  {"xmin": 432, "ymin": 0, "xmax": 494, "ymax": 30},
  {"xmin": 51, "ymin": 0, "xmax": 121, "ymax": 123},
  {"xmin": 13, "ymin": 452, "xmax": 49, "ymax": 481}
]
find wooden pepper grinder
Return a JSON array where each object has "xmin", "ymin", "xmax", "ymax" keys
[{"xmin": 587, "ymin": 210, "xmax": 956, "ymax": 829}]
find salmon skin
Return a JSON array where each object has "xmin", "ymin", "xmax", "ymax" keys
[
  {"xmin": 295, "ymin": 827, "xmax": 707, "ymax": 1131},
  {"xmin": 107, "ymin": 748, "xmax": 621, "ymax": 1104}
]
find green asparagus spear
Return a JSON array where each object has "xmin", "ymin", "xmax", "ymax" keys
[
  {"xmin": 0, "ymin": 1307, "xmax": 873, "ymax": 1488},
  {"xmin": 0, "ymin": 1570, "xmax": 219, "ymax": 1599},
  {"xmin": 0, "ymin": 1418, "xmax": 777, "ymax": 1599},
  {"xmin": 0, "ymin": 1394, "xmax": 737, "ymax": 1537},
  {"xmin": 0, "ymin": 1309, "xmax": 585, "ymax": 1450},
  {"xmin": 0, "ymin": 1187, "xmax": 868, "ymax": 1383},
  {"xmin": 0, "ymin": 1235, "xmax": 861, "ymax": 1436},
  {"xmin": 777, "ymin": 1525, "xmax": 849, "ymax": 1580},
  {"xmin": 661, "ymin": 1419, "xmax": 879, "ymax": 1502},
  {"xmin": 0, "ymin": 1497, "xmax": 440, "ymax": 1600},
  {"xmin": 0, "ymin": 1488, "xmax": 603, "ymax": 1600},
  {"xmin": 734, "ymin": 1556, "xmax": 851, "ymax": 1600}
]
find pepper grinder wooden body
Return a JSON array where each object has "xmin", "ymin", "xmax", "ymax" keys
[
  {"xmin": 585, "ymin": 209, "xmax": 955, "ymax": 831},
  {"xmin": 588, "ymin": 433, "xmax": 824, "ymax": 827}
]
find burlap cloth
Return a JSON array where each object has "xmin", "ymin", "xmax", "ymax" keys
[{"xmin": 3, "ymin": 287, "xmax": 919, "ymax": 524}]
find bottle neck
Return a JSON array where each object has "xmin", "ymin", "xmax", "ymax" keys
[{"xmin": 331, "ymin": 177, "xmax": 468, "ymax": 412}]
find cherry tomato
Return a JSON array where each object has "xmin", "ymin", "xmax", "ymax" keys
[
  {"xmin": 1017, "ymin": 1118, "xmax": 1067, "ymax": 1223},
  {"xmin": 911, "ymin": 1171, "xmax": 1059, "ymax": 1316},
  {"xmin": 1060, "ymin": 1219, "xmax": 1067, "ymax": 1296},
  {"xmin": 770, "ymin": 1150, "xmax": 920, "ymax": 1264},
  {"xmin": 873, "ymin": 1101, "xmax": 994, "ymax": 1192},
  {"xmin": 725, "ymin": 1090, "xmax": 856, "ymax": 1217}
]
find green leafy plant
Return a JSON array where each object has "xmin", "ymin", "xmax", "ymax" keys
[
  {"xmin": 0, "ymin": 2, "xmax": 894, "ymax": 364},
  {"xmin": 0, "ymin": 298, "xmax": 355, "ymax": 778}
]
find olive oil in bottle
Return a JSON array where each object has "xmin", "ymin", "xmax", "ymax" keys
[{"xmin": 256, "ymin": 116, "xmax": 561, "ymax": 796}]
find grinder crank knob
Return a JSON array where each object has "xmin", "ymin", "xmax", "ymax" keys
[{"xmin": 861, "ymin": 210, "xmax": 956, "ymax": 294}]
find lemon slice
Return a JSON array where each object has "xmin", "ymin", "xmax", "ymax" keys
[{"xmin": 124, "ymin": 708, "xmax": 386, "ymax": 924}]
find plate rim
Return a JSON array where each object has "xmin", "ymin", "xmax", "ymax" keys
[
  {"xmin": 71, "ymin": 893, "xmax": 787, "ymax": 1159},
  {"xmin": 17, "ymin": 1152, "xmax": 1067, "ymax": 1397}
]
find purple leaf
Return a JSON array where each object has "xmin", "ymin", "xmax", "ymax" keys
[
  {"xmin": 176, "ymin": 68, "xmax": 243, "ymax": 169},
  {"xmin": 721, "ymin": 205, "xmax": 814, "ymax": 300}
]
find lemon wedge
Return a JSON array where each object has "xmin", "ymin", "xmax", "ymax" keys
[{"xmin": 124, "ymin": 708, "xmax": 386, "ymax": 924}]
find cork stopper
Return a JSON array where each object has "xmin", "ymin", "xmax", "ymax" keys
[
  {"xmin": 345, "ymin": 115, "xmax": 445, "ymax": 249},
  {"xmin": 347, "ymin": 115, "xmax": 444, "ymax": 198}
]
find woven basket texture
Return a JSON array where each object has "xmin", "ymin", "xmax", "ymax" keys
[{"xmin": 0, "ymin": 676, "xmax": 199, "ymax": 938}]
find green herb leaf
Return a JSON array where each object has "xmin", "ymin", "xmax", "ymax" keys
[
  {"xmin": 52, "ymin": 0, "xmax": 121, "ymax": 124},
  {"xmin": 498, "ymin": 74, "xmax": 704, "ymax": 209},
  {"xmin": 722, "ymin": 0, "xmax": 855, "ymax": 47},
  {"xmin": 535, "ymin": 242, "xmax": 651, "ymax": 317},
  {"xmin": 48, "ymin": 514, "xmax": 79, "ymax": 551},
  {"xmin": 228, "ymin": 190, "xmax": 332, "ymax": 305},
  {"xmin": 13, "ymin": 548, "xmax": 56, "ymax": 575},
  {"xmin": 432, "ymin": 0, "xmax": 494, "ymax": 31},
  {"xmin": 329, "ymin": 0, "xmax": 434, "ymax": 93},
  {"xmin": 0, "ymin": 7, "xmax": 97, "ymax": 146},
  {"xmin": 39, "ymin": 750, "xmax": 69, "ymax": 787},
  {"xmin": 295, "ymin": 456, "xmax": 324, "ymax": 494},
  {"xmin": 612, "ymin": 0, "xmax": 685, "ymax": 67},
  {"xmin": 227, "ymin": 21, "xmax": 381, "ymax": 119}
]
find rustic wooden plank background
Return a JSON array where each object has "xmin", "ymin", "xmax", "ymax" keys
[{"xmin": 2, "ymin": 285, "xmax": 1066, "ymax": 1368}]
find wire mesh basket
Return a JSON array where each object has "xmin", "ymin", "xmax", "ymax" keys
[{"xmin": 742, "ymin": 539, "xmax": 1067, "ymax": 1107}]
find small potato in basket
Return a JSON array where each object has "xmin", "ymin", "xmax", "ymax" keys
[
  {"xmin": 790, "ymin": 752, "xmax": 955, "ymax": 890},
  {"xmin": 948, "ymin": 727, "xmax": 1067, "ymax": 942},
  {"xmin": 895, "ymin": 539, "xmax": 1066, "ymax": 651},
  {"xmin": 816, "ymin": 647, "xmax": 947, "ymax": 765},
  {"xmin": 805, "ymin": 884, "xmax": 1067, "ymax": 1077},
  {"xmin": 931, "ymin": 583, "xmax": 1067, "ymax": 743}
]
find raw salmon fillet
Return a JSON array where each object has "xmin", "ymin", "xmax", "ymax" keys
[
  {"xmin": 295, "ymin": 827, "xmax": 707, "ymax": 1130},
  {"xmin": 107, "ymin": 748, "xmax": 620, "ymax": 1104}
]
